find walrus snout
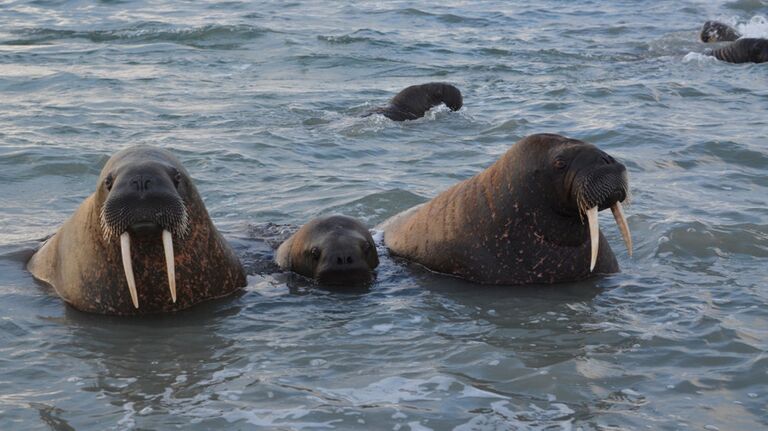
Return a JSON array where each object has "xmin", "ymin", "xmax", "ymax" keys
[
  {"xmin": 315, "ymin": 241, "xmax": 377, "ymax": 285},
  {"xmin": 100, "ymin": 169, "xmax": 189, "ymax": 240},
  {"xmin": 574, "ymin": 160, "xmax": 631, "ymax": 271},
  {"xmin": 99, "ymin": 167, "xmax": 189, "ymax": 309}
]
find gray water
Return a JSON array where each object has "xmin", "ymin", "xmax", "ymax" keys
[{"xmin": 1, "ymin": 0, "xmax": 767, "ymax": 429}]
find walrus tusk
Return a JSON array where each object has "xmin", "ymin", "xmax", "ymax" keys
[
  {"xmin": 120, "ymin": 232, "xmax": 139, "ymax": 308},
  {"xmin": 611, "ymin": 202, "xmax": 632, "ymax": 257},
  {"xmin": 587, "ymin": 206, "xmax": 599, "ymax": 272},
  {"xmin": 162, "ymin": 230, "xmax": 177, "ymax": 303}
]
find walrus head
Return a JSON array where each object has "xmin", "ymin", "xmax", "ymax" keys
[
  {"xmin": 289, "ymin": 216, "xmax": 379, "ymax": 285},
  {"xmin": 700, "ymin": 21, "xmax": 741, "ymax": 43},
  {"xmin": 97, "ymin": 146, "xmax": 191, "ymax": 308},
  {"xmin": 517, "ymin": 134, "xmax": 632, "ymax": 273}
]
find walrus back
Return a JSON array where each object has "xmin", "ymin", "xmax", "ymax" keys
[{"xmin": 710, "ymin": 38, "xmax": 768, "ymax": 64}]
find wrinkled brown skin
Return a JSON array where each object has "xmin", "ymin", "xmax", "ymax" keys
[
  {"xmin": 369, "ymin": 82, "xmax": 463, "ymax": 121},
  {"xmin": 27, "ymin": 146, "xmax": 246, "ymax": 315},
  {"xmin": 379, "ymin": 134, "xmax": 620, "ymax": 285},
  {"xmin": 275, "ymin": 215, "xmax": 379, "ymax": 284}
]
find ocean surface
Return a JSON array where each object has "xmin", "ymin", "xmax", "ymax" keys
[{"xmin": 1, "ymin": 0, "xmax": 767, "ymax": 430}]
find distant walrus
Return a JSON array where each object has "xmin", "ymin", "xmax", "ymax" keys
[
  {"xmin": 378, "ymin": 133, "xmax": 633, "ymax": 285},
  {"xmin": 276, "ymin": 215, "xmax": 379, "ymax": 284},
  {"xmin": 700, "ymin": 21, "xmax": 768, "ymax": 63},
  {"xmin": 700, "ymin": 21, "xmax": 741, "ymax": 43},
  {"xmin": 367, "ymin": 82, "xmax": 463, "ymax": 121},
  {"xmin": 708, "ymin": 38, "xmax": 768, "ymax": 64},
  {"xmin": 27, "ymin": 146, "xmax": 246, "ymax": 315}
]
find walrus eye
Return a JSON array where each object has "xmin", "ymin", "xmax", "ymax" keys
[
  {"xmin": 104, "ymin": 174, "xmax": 114, "ymax": 191},
  {"xmin": 362, "ymin": 242, "xmax": 371, "ymax": 253},
  {"xmin": 553, "ymin": 159, "xmax": 568, "ymax": 170},
  {"xmin": 310, "ymin": 247, "xmax": 321, "ymax": 260},
  {"xmin": 172, "ymin": 169, "xmax": 182, "ymax": 188}
]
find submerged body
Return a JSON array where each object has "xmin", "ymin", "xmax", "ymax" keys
[
  {"xmin": 276, "ymin": 215, "xmax": 379, "ymax": 285},
  {"xmin": 368, "ymin": 82, "xmax": 463, "ymax": 121},
  {"xmin": 27, "ymin": 146, "xmax": 246, "ymax": 315},
  {"xmin": 379, "ymin": 133, "xmax": 632, "ymax": 285}
]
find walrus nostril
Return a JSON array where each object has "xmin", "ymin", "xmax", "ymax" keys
[
  {"xmin": 129, "ymin": 176, "xmax": 152, "ymax": 193},
  {"xmin": 346, "ymin": 256, "xmax": 353, "ymax": 264},
  {"xmin": 337, "ymin": 256, "xmax": 343, "ymax": 265}
]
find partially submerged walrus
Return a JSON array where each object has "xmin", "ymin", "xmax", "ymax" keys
[
  {"xmin": 27, "ymin": 146, "xmax": 246, "ymax": 315},
  {"xmin": 379, "ymin": 133, "xmax": 633, "ymax": 285},
  {"xmin": 276, "ymin": 215, "xmax": 379, "ymax": 285},
  {"xmin": 367, "ymin": 82, "xmax": 463, "ymax": 121},
  {"xmin": 700, "ymin": 21, "xmax": 768, "ymax": 64}
]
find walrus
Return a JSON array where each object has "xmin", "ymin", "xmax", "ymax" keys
[
  {"xmin": 699, "ymin": 21, "xmax": 768, "ymax": 63},
  {"xmin": 27, "ymin": 145, "xmax": 246, "ymax": 315},
  {"xmin": 275, "ymin": 215, "xmax": 379, "ymax": 284},
  {"xmin": 367, "ymin": 82, "xmax": 463, "ymax": 121},
  {"xmin": 378, "ymin": 133, "xmax": 633, "ymax": 285},
  {"xmin": 708, "ymin": 37, "xmax": 768, "ymax": 64},
  {"xmin": 700, "ymin": 21, "xmax": 741, "ymax": 43}
]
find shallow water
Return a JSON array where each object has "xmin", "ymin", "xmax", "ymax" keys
[{"xmin": 1, "ymin": 0, "xmax": 767, "ymax": 430}]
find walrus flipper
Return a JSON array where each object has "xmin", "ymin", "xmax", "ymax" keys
[
  {"xmin": 710, "ymin": 38, "xmax": 768, "ymax": 64},
  {"xmin": 700, "ymin": 21, "xmax": 741, "ymax": 43},
  {"xmin": 380, "ymin": 83, "xmax": 463, "ymax": 121}
]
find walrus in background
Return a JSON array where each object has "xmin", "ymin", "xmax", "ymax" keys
[
  {"xmin": 708, "ymin": 38, "xmax": 768, "ymax": 63},
  {"xmin": 700, "ymin": 20, "xmax": 768, "ymax": 63},
  {"xmin": 27, "ymin": 146, "xmax": 246, "ymax": 315},
  {"xmin": 378, "ymin": 133, "xmax": 633, "ymax": 285},
  {"xmin": 276, "ymin": 215, "xmax": 379, "ymax": 285},
  {"xmin": 367, "ymin": 82, "xmax": 463, "ymax": 121},
  {"xmin": 700, "ymin": 21, "xmax": 741, "ymax": 43}
]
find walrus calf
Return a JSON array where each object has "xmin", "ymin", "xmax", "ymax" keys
[
  {"xmin": 276, "ymin": 215, "xmax": 379, "ymax": 285},
  {"xmin": 27, "ymin": 146, "xmax": 246, "ymax": 315},
  {"xmin": 379, "ymin": 133, "xmax": 633, "ymax": 285},
  {"xmin": 368, "ymin": 82, "xmax": 463, "ymax": 121}
]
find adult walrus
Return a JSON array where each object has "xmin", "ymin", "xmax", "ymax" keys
[
  {"xmin": 276, "ymin": 215, "xmax": 379, "ymax": 284},
  {"xmin": 700, "ymin": 20, "xmax": 768, "ymax": 64},
  {"xmin": 27, "ymin": 145, "xmax": 246, "ymax": 315},
  {"xmin": 367, "ymin": 82, "xmax": 463, "ymax": 121},
  {"xmin": 379, "ymin": 133, "xmax": 633, "ymax": 285}
]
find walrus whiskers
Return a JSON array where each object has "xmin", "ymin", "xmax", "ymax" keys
[{"xmin": 120, "ymin": 232, "xmax": 139, "ymax": 308}]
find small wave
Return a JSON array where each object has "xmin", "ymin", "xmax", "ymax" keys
[
  {"xmin": 4, "ymin": 23, "xmax": 273, "ymax": 48},
  {"xmin": 725, "ymin": 0, "xmax": 768, "ymax": 14},
  {"xmin": 317, "ymin": 29, "xmax": 392, "ymax": 46}
]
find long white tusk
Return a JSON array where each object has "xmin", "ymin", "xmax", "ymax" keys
[
  {"xmin": 120, "ymin": 232, "xmax": 139, "ymax": 308},
  {"xmin": 586, "ymin": 206, "xmax": 599, "ymax": 272},
  {"xmin": 162, "ymin": 230, "xmax": 177, "ymax": 303},
  {"xmin": 611, "ymin": 202, "xmax": 633, "ymax": 257}
]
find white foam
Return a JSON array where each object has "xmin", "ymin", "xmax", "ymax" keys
[
  {"xmin": 736, "ymin": 16, "xmax": 768, "ymax": 39},
  {"xmin": 683, "ymin": 52, "xmax": 718, "ymax": 64}
]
